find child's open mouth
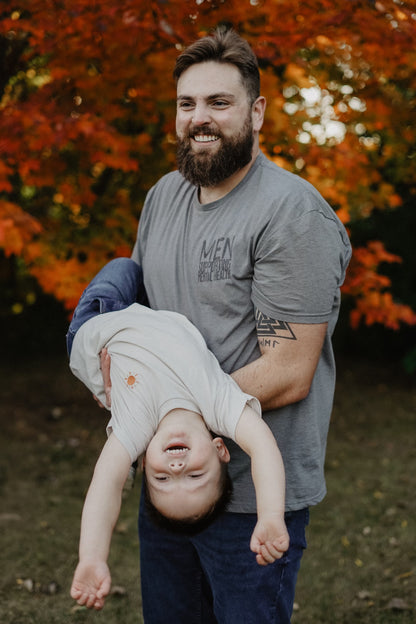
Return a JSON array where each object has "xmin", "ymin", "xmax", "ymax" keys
[{"xmin": 165, "ymin": 444, "xmax": 189, "ymax": 455}]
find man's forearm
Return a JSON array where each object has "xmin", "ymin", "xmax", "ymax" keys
[
  {"xmin": 231, "ymin": 321, "xmax": 327, "ymax": 411},
  {"xmin": 231, "ymin": 352, "xmax": 310, "ymax": 411}
]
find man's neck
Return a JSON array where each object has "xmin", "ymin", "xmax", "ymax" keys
[{"xmin": 198, "ymin": 148, "xmax": 259, "ymax": 205}]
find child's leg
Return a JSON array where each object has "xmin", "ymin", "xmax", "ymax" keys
[{"xmin": 66, "ymin": 258, "xmax": 148, "ymax": 355}]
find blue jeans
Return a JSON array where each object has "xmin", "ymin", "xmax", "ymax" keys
[
  {"xmin": 66, "ymin": 257, "xmax": 148, "ymax": 356},
  {"xmin": 139, "ymin": 490, "xmax": 309, "ymax": 624}
]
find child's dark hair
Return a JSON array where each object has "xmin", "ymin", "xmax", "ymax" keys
[{"xmin": 142, "ymin": 462, "xmax": 233, "ymax": 535}]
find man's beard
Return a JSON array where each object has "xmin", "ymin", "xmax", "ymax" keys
[{"xmin": 176, "ymin": 117, "xmax": 254, "ymax": 189}]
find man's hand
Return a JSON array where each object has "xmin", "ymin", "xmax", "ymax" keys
[
  {"xmin": 250, "ymin": 514, "xmax": 290, "ymax": 566},
  {"xmin": 93, "ymin": 348, "xmax": 112, "ymax": 408},
  {"xmin": 70, "ymin": 560, "xmax": 111, "ymax": 610}
]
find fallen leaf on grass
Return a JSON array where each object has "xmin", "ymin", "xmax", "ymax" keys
[
  {"xmin": 0, "ymin": 513, "xmax": 21, "ymax": 522},
  {"xmin": 49, "ymin": 407, "xmax": 63, "ymax": 420},
  {"xmin": 110, "ymin": 585, "xmax": 127, "ymax": 597},
  {"xmin": 115, "ymin": 520, "xmax": 129, "ymax": 534},
  {"xmin": 71, "ymin": 605, "xmax": 87, "ymax": 613},
  {"xmin": 386, "ymin": 598, "xmax": 411, "ymax": 611},
  {"xmin": 16, "ymin": 578, "xmax": 60, "ymax": 595},
  {"xmin": 357, "ymin": 590, "xmax": 372, "ymax": 600},
  {"xmin": 16, "ymin": 578, "xmax": 33, "ymax": 592},
  {"xmin": 40, "ymin": 581, "xmax": 60, "ymax": 595}
]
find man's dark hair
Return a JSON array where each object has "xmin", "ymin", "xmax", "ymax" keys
[
  {"xmin": 173, "ymin": 28, "xmax": 260, "ymax": 105},
  {"xmin": 142, "ymin": 462, "xmax": 233, "ymax": 535}
]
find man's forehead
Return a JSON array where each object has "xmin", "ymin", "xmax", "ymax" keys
[{"xmin": 177, "ymin": 61, "xmax": 244, "ymax": 95}]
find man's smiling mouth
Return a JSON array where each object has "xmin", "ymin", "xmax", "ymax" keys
[{"xmin": 193, "ymin": 134, "xmax": 219, "ymax": 143}]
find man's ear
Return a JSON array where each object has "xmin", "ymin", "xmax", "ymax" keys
[
  {"xmin": 252, "ymin": 95, "xmax": 266, "ymax": 132},
  {"xmin": 212, "ymin": 437, "xmax": 230, "ymax": 463}
]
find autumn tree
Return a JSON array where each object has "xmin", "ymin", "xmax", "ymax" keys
[{"xmin": 1, "ymin": 0, "xmax": 415, "ymax": 335}]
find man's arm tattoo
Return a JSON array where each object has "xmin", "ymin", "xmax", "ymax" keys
[{"xmin": 255, "ymin": 309, "xmax": 297, "ymax": 348}]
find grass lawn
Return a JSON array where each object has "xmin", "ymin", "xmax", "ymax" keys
[
  {"xmin": 293, "ymin": 359, "xmax": 416, "ymax": 624},
  {"xmin": 0, "ymin": 355, "xmax": 414, "ymax": 623}
]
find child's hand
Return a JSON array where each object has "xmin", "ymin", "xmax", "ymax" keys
[
  {"xmin": 250, "ymin": 514, "xmax": 290, "ymax": 566},
  {"xmin": 70, "ymin": 560, "xmax": 111, "ymax": 610}
]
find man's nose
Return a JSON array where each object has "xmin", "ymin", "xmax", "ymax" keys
[{"xmin": 192, "ymin": 102, "xmax": 211, "ymax": 126}]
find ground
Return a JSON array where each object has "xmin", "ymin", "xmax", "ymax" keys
[{"xmin": 0, "ymin": 353, "xmax": 415, "ymax": 623}]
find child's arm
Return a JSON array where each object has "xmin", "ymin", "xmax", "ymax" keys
[
  {"xmin": 70, "ymin": 433, "xmax": 131, "ymax": 610},
  {"xmin": 235, "ymin": 406, "xmax": 290, "ymax": 566}
]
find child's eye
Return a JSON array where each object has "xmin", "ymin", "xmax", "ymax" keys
[
  {"xmin": 155, "ymin": 476, "xmax": 168, "ymax": 481},
  {"xmin": 189, "ymin": 474, "xmax": 202, "ymax": 479}
]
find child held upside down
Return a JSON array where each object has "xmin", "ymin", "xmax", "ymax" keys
[{"xmin": 67, "ymin": 258, "xmax": 289, "ymax": 610}]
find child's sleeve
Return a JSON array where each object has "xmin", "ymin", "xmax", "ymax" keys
[{"xmin": 210, "ymin": 374, "xmax": 262, "ymax": 442}]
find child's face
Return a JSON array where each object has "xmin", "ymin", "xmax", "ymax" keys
[{"xmin": 143, "ymin": 409, "xmax": 230, "ymax": 520}]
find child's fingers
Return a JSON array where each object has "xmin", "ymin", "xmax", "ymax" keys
[
  {"xmin": 71, "ymin": 584, "xmax": 101, "ymax": 609},
  {"xmin": 250, "ymin": 535, "xmax": 260, "ymax": 554},
  {"xmin": 255, "ymin": 541, "xmax": 287, "ymax": 566},
  {"xmin": 70, "ymin": 584, "xmax": 90, "ymax": 605},
  {"xmin": 70, "ymin": 586, "xmax": 81, "ymax": 600},
  {"xmin": 75, "ymin": 591, "xmax": 92, "ymax": 607},
  {"xmin": 259, "ymin": 544, "xmax": 277, "ymax": 564},
  {"xmin": 93, "ymin": 597, "xmax": 106, "ymax": 610},
  {"xmin": 97, "ymin": 577, "xmax": 111, "ymax": 600},
  {"xmin": 256, "ymin": 553, "xmax": 269, "ymax": 566}
]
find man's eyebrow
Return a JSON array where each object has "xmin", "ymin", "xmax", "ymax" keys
[{"xmin": 177, "ymin": 92, "xmax": 236, "ymax": 102}]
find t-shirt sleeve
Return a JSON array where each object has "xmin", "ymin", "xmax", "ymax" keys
[
  {"xmin": 251, "ymin": 203, "xmax": 351, "ymax": 323},
  {"xmin": 208, "ymin": 375, "xmax": 262, "ymax": 442}
]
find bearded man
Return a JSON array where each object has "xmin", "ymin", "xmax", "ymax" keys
[{"xmin": 127, "ymin": 28, "xmax": 351, "ymax": 624}]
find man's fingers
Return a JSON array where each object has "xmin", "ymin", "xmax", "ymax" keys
[
  {"xmin": 93, "ymin": 395, "xmax": 106, "ymax": 409},
  {"xmin": 99, "ymin": 348, "xmax": 112, "ymax": 407}
]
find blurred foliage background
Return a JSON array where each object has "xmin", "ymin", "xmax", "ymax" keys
[{"xmin": 1, "ymin": 0, "xmax": 415, "ymax": 370}]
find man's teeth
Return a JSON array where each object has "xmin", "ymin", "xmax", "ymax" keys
[{"xmin": 194, "ymin": 135, "xmax": 218, "ymax": 142}]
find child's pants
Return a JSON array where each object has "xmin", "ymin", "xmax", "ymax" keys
[{"xmin": 66, "ymin": 257, "xmax": 148, "ymax": 356}]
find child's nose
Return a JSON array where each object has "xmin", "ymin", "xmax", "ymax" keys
[{"xmin": 169, "ymin": 459, "xmax": 185, "ymax": 473}]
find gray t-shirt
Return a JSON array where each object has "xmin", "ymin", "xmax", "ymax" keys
[
  {"xmin": 133, "ymin": 152, "xmax": 352, "ymax": 512},
  {"xmin": 70, "ymin": 304, "xmax": 260, "ymax": 462}
]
